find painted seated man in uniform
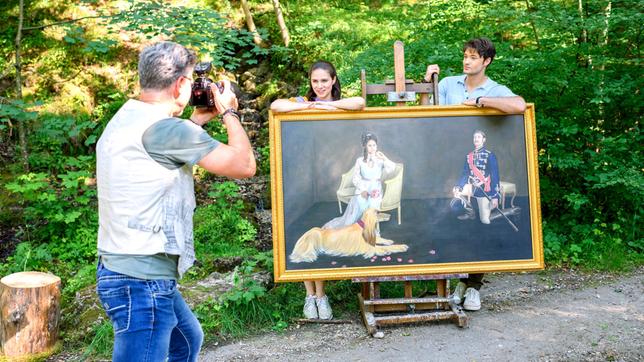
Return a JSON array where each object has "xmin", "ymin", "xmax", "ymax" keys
[{"xmin": 425, "ymin": 37, "xmax": 526, "ymax": 311}]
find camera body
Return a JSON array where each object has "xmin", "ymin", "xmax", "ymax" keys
[{"xmin": 189, "ymin": 62, "xmax": 223, "ymax": 108}]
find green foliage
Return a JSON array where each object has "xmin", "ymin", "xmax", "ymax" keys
[
  {"xmin": 6, "ymin": 169, "xmax": 97, "ymax": 254},
  {"xmin": 0, "ymin": 99, "xmax": 38, "ymax": 133},
  {"xmin": 258, "ymin": 144, "xmax": 270, "ymax": 176},
  {"xmin": 222, "ymin": 258, "xmax": 267, "ymax": 306},
  {"xmin": 194, "ymin": 253, "xmax": 298, "ymax": 339},
  {"xmin": 62, "ymin": 25, "xmax": 118, "ymax": 56},
  {"xmin": 189, "ymin": 181, "xmax": 258, "ymax": 279},
  {"xmin": 62, "ymin": 264, "xmax": 97, "ymax": 297},
  {"xmin": 109, "ymin": 1, "xmax": 268, "ymax": 70},
  {"xmin": 0, "ymin": 242, "xmax": 52, "ymax": 275},
  {"xmin": 82, "ymin": 321, "xmax": 114, "ymax": 359}
]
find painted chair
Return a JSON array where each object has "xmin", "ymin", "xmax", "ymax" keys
[
  {"xmin": 336, "ymin": 163, "xmax": 404, "ymax": 225},
  {"xmin": 499, "ymin": 181, "xmax": 517, "ymax": 209}
]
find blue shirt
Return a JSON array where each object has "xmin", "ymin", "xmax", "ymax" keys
[{"xmin": 438, "ymin": 75, "xmax": 516, "ymax": 105}]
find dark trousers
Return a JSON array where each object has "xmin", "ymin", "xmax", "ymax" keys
[{"xmin": 461, "ymin": 273, "xmax": 484, "ymax": 290}]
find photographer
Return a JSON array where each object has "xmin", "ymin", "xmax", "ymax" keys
[{"xmin": 96, "ymin": 41, "xmax": 255, "ymax": 361}]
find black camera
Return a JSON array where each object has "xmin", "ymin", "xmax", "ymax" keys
[{"xmin": 189, "ymin": 62, "xmax": 223, "ymax": 108}]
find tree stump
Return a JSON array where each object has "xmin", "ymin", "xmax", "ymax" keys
[{"xmin": 0, "ymin": 271, "xmax": 61, "ymax": 359}]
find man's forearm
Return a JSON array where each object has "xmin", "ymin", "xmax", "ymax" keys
[
  {"xmin": 329, "ymin": 97, "xmax": 365, "ymax": 110},
  {"xmin": 270, "ymin": 99, "xmax": 310, "ymax": 112},
  {"xmin": 479, "ymin": 96, "xmax": 526, "ymax": 113},
  {"xmin": 222, "ymin": 113, "xmax": 256, "ymax": 176}
]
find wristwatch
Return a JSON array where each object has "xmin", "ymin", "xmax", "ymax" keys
[
  {"xmin": 221, "ymin": 108, "xmax": 240, "ymax": 120},
  {"xmin": 475, "ymin": 96, "xmax": 484, "ymax": 108}
]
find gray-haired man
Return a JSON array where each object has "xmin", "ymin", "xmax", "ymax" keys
[{"xmin": 96, "ymin": 41, "xmax": 255, "ymax": 360}]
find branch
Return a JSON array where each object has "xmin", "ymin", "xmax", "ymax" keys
[{"xmin": 22, "ymin": 14, "xmax": 117, "ymax": 31}]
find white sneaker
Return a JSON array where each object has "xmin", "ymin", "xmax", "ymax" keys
[
  {"xmin": 463, "ymin": 287, "xmax": 481, "ymax": 311},
  {"xmin": 303, "ymin": 295, "xmax": 318, "ymax": 319},
  {"xmin": 316, "ymin": 295, "xmax": 333, "ymax": 320},
  {"xmin": 451, "ymin": 282, "xmax": 467, "ymax": 305}
]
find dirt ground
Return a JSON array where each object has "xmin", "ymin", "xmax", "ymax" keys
[{"xmin": 201, "ymin": 268, "xmax": 643, "ymax": 362}]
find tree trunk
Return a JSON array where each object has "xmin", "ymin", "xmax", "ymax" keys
[
  {"xmin": 14, "ymin": 0, "xmax": 29, "ymax": 171},
  {"xmin": 578, "ymin": 0, "xmax": 587, "ymax": 44},
  {"xmin": 597, "ymin": 0, "xmax": 612, "ymax": 123},
  {"xmin": 524, "ymin": 0, "xmax": 540, "ymax": 49},
  {"xmin": 0, "ymin": 272, "xmax": 61, "ymax": 359},
  {"xmin": 240, "ymin": 0, "xmax": 263, "ymax": 46},
  {"xmin": 272, "ymin": 0, "xmax": 290, "ymax": 47}
]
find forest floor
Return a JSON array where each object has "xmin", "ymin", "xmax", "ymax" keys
[{"xmin": 201, "ymin": 267, "xmax": 643, "ymax": 362}]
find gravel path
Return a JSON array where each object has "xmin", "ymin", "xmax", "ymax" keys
[{"xmin": 201, "ymin": 268, "xmax": 643, "ymax": 362}]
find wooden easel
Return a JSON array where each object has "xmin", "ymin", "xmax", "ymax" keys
[
  {"xmin": 355, "ymin": 41, "xmax": 469, "ymax": 337},
  {"xmin": 361, "ymin": 41, "xmax": 439, "ymax": 106},
  {"xmin": 354, "ymin": 274, "xmax": 469, "ymax": 336}
]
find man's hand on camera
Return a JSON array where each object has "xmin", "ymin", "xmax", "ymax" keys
[
  {"xmin": 213, "ymin": 80, "xmax": 238, "ymax": 115},
  {"xmin": 190, "ymin": 107, "xmax": 218, "ymax": 127}
]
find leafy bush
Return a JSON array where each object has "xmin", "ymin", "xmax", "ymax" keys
[
  {"xmin": 108, "ymin": 1, "xmax": 269, "ymax": 71},
  {"xmin": 193, "ymin": 181, "xmax": 258, "ymax": 267},
  {"xmin": 194, "ymin": 252, "xmax": 297, "ymax": 339}
]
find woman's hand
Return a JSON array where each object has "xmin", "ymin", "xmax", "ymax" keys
[
  {"xmin": 375, "ymin": 151, "xmax": 388, "ymax": 161},
  {"xmin": 312, "ymin": 102, "xmax": 338, "ymax": 110},
  {"xmin": 361, "ymin": 191, "xmax": 369, "ymax": 199}
]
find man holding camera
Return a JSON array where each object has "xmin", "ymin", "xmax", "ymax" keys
[
  {"xmin": 96, "ymin": 41, "xmax": 255, "ymax": 361},
  {"xmin": 424, "ymin": 37, "xmax": 525, "ymax": 311}
]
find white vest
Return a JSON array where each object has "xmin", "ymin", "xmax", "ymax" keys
[{"xmin": 97, "ymin": 100, "xmax": 196, "ymax": 275}]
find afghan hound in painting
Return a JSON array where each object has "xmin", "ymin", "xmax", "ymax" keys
[{"xmin": 289, "ymin": 208, "xmax": 409, "ymax": 263}]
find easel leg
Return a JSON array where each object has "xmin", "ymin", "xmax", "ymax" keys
[
  {"xmin": 358, "ymin": 287, "xmax": 384, "ymax": 338},
  {"xmin": 437, "ymin": 279, "xmax": 447, "ymax": 297},
  {"xmin": 450, "ymin": 300, "xmax": 469, "ymax": 328},
  {"xmin": 404, "ymin": 281, "xmax": 412, "ymax": 298}
]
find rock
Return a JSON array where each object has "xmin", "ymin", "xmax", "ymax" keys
[{"xmin": 180, "ymin": 270, "xmax": 273, "ymax": 308}]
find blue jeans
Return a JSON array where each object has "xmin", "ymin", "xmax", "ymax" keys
[{"xmin": 96, "ymin": 262, "xmax": 203, "ymax": 361}]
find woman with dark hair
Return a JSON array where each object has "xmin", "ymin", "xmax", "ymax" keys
[
  {"xmin": 270, "ymin": 61, "xmax": 364, "ymax": 321},
  {"xmin": 270, "ymin": 60, "xmax": 365, "ymax": 112},
  {"xmin": 323, "ymin": 132, "xmax": 395, "ymax": 230}
]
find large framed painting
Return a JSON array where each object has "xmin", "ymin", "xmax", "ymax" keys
[{"xmin": 269, "ymin": 105, "xmax": 543, "ymax": 282}]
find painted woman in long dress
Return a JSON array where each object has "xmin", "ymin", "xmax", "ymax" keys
[{"xmin": 323, "ymin": 132, "xmax": 395, "ymax": 229}]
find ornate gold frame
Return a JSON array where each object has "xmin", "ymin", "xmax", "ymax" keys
[{"xmin": 269, "ymin": 105, "xmax": 543, "ymax": 282}]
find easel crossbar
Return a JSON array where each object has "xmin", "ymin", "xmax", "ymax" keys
[
  {"xmin": 374, "ymin": 311, "xmax": 456, "ymax": 325},
  {"xmin": 352, "ymin": 273, "xmax": 467, "ymax": 283},
  {"xmin": 364, "ymin": 297, "xmax": 451, "ymax": 305},
  {"xmin": 365, "ymin": 83, "xmax": 436, "ymax": 95}
]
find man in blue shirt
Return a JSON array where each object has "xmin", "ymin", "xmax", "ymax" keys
[
  {"xmin": 425, "ymin": 37, "xmax": 526, "ymax": 113},
  {"xmin": 424, "ymin": 37, "xmax": 525, "ymax": 311}
]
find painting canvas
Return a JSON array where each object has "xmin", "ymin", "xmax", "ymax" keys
[{"xmin": 270, "ymin": 105, "xmax": 543, "ymax": 282}]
